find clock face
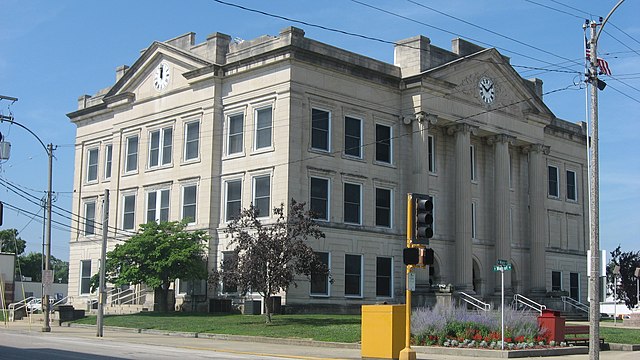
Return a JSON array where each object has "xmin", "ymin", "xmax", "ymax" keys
[
  {"xmin": 153, "ymin": 63, "xmax": 170, "ymax": 91},
  {"xmin": 478, "ymin": 77, "xmax": 495, "ymax": 104}
]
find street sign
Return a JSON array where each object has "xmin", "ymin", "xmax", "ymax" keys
[
  {"xmin": 497, "ymin": 259, "xmax": 508, "ymax": 266},
  {"xmin": 493, "ymin": 264, "xmax": 512, "ymax": 272},
  {"xmin": 408, "ymin": 272, "xmax": 416, "ymax": 291}
]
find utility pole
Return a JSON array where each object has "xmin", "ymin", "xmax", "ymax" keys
[
  {"xmin": 586, "ymin": 2, "xmax": 625, "ymax": 359},
  {"xmin": 97, "ymin": 189, "xmax": 109, "ymax": 337},
  {"xmin": 42, "ymin": 143, "xmax": 54, "ymax": 332}
]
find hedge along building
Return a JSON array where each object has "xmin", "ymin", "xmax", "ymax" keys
[{"xmin": 66, "ymin": 27, "xmax": 588, "ymax": 313}]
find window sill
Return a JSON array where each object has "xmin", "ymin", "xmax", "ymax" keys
[
  {"xmin": 146, "ymin": 164, "xmax": 173, "ymax": 173},
  {"xmin": 251, "ymin": 147, "xmax": 275, "ymax": 156},
  {"xmin": 309, "ymin": 148, "xmax": 333, "ymax": 156},
  {"xmin": 223, "ymin": 152, "xmax": 245, "ymax": 160},
  {"xmin": 345, "ymin": 295, "xmax": 363, "ymax": 299},
  {"xmin": 309, "ymin": 294, "xmax": 330, "ymax": 298},
  {"xmin": 85, "ymin": 180, "xmax": 99, "ymax": 185},
  {"xmin": 373, "ymin": 160, "xmax": 395, "ymax": 169},
  {"xmin": 181, "ymin": 158, "xmax": 201, "ymax": 166},
  {"xmin": 122, "ymin": 170, "xmax": 139, "ymax": 177},
  {"xmin": 341, "ymin": 154, "xmax": 365, "ymax": 162}
]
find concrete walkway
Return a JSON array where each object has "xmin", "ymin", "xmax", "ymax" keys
[{"xmin": 1, "ymin": 318, "xmax": 638, "ymax": 360}]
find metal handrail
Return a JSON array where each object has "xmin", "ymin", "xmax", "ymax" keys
[
  {"xmin": 7, "ymin": 296, "xmax": 37, "ymax": 321},
  {"xmin": 561, "ymin": 296, "xmax": 589, "ymax": 313},
  {"xmin": 106, "ymin": 287, "xmax": 148, "ymax": 306},
  {"xmin": 458, "ymin": 292, "xmax": 491, "ymax": 311},
  {"xmin": 513, "ymin": 294, "xmax": 546, "ymax": 315}
]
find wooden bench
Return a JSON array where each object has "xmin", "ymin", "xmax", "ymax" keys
[{"xmin": 564, "ymin": 325, "xmax": 604, "ymax": 346}]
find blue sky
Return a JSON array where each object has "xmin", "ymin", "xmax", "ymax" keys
[{"xmin": 0, "ymin": 0, "xmax": 638, "ymax": 262}]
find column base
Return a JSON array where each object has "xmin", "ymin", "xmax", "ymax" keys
[{"xmin": 399, "ymin": 347, "xmax": 417, "ymax": 360}]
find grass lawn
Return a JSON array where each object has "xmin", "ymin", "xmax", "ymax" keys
[
  {"xmin": 72, "ymin": 313, "xmax": 361, "ymax": 343},
  {"xmin": 600, "ymin": 326, "xmax": 640, "ymax": 345}
]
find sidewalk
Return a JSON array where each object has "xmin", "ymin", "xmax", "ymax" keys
[{"xmin": 0, "ymin": 318, "xmax": 636, "ymax": 360}]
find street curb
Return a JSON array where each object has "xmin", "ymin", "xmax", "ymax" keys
[
  {"xmin": 413, "ymin": 346, "xmax": 589, "ymax": 358},
  {"xmin": 608, "ymin": 343, "xmax": 640, "ymax": 351}
]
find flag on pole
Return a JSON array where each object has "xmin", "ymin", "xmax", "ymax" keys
[{"xmin": 585, "ymin": 39, "xmax": 612, "ymax": 76}]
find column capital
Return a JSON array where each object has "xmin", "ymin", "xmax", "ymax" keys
[
  {"xmin": 404, "ymin": 111, "xmax": 438, "ymax": 125},
  {"xmin": 446, "ymin": 123, "xmax": 478, "ymax": 136},
  {"xmin": 522, "ymin": 143, "xmax": 550, "ymax": 155},
  {"xmin": 486, "ymin": 133, "xmax": 516, "ymax": 146}
]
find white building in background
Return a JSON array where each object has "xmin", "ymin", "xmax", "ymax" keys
[{"xmin": 66, "ymin": 27, "xmax": 588, "ymax": 313}]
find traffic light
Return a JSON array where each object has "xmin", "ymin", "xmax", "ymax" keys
[{"xmin": 413, "ymin": 194, "xmax": 433, "ymax": 244}]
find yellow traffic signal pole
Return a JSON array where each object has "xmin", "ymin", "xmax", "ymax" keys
[{"xmin": 399, "ymin": 193, "xmax": 416, "ymax": 360}]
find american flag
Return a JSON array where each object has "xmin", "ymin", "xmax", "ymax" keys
[{"xmin": 586, "ymin": 41, "xmax": 612, "ymax": 76}]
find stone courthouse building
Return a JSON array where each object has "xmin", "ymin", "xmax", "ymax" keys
[{"xmin": 66, "ymin": 27, "xmax": 589, "ymax": 313}]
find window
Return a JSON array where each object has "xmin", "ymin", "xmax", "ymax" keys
[
  {"xmin": 255, "ymin": 107, "xmax": 272, "ymax": 150},
  {"xmin": 376, "ymin": 257, "xmax": 392, "ymax": 297},
  {"xmin": 228, "ymin": 114, "xmax": 244, "ymax": 155},
  {"xmin": 122, "ymin": 194, "xmax": 136, "ymax": 230},
  {"xmin": 221, "ymin": 252, "xmax": 237, "ymax": 293},
  {"xmin": 375, "ymin": 188, "xmax": 392, "ymax": 228},
  {"xmin": 253, "ymin": 175, "xmax": 270, "ymax": 218},
  {"xmin": 225, "ymin": 180, "xmax": 242, "ymax": 221},
  {"xmin": 149, "ymin": 127, "xmax": 172, "ymax": 168},
  {"xmin": 551, "ymin": 271, "xmax": 562, "ymax": 291},
  {"xmin": 84, "ymin": 201, "xmax": 96, "ymax": 236},
  {"xmin": 471, "ymin": 202, "xmax": 477, "ymax": 239},
  {"xmin": 470, "ymin": 145, "xmax": 476, "ymax": 181},
  {"xmin": 566, "ymin": 170, "xmax": 577, "ymax": 201},
  {"xmin": 125, "ymin": 135, "xmax": 139, "ymax": 173},
  {"xmin": 375, "ymin": 124, "xmax": 391, "ymax": 163},
  {"xmin": 344, "ymin": 183, "xmax": 361, "ymax": 225},
  {"xmin": 87, "ymin": 148, "xmax": 99, "ymax": 182},
  {"xmin": 548, "ymin": 165, "xmax": 559, "ymax": 197},
  {"xmin": 146, "ymin": 189, "xmax": 169, "ymax": 224},
  {"xmin": 80, "ymin": 260, "xmax": 92, "ymax": 294},
  {"xmin": 428, "ymin": 135, "xmax": 435, "ymax": 172},
  {"xmin": 310, "ymin": 177, "xmax": 329, "ymax": 221},
  {"xmin": 184, "ymin": 121, "xmax": 200, "ymax": 161},
  {"xmin": 344, "ymin": 116, "xmax": 362, "ymax": 158},
  {"xmin": 104, "ymin": 144, "xmax": 113, "ymax": 180},
  {"xmin": 178, "ymin": 279, "xmax": 207, "ymax": 295},
  {"xmin": 345, "ymin": 254, "xmax": 362, "ymax": 297},
  {"xmin": 311, "ymin": 108, "xmax": 330, "ymax": 151},
  {"xmin": 182, "ymin": 185, "xmax": 197, "ymax": 223},
  {"xmin": 570, "ymin": 272, "xmax": 579, "ymax": 301},
  {"xmin": 310, "ymin": 252, "xmax": 330, "ymax": 296}
]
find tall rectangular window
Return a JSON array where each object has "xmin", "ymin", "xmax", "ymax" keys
[
  {"xmin": 310, "ymin": 177, "xmax": 329, "ymax": 221},
  {"xmin": 104, "ymin": 144, "xmax": 113, "ymax": 180},
  {"xmin": 80, "ymin": 260, "xmax": 92, "ymax": 294},
  {"xmin": 344, "ymin": 183, "xmax": 361, "ymax": 225},
  {"xmin": 122, "ymin": 194, "xmax": 136, "ymax": 230},
  {"xmin": 470, "ymin": 145, "xmax": 476, "ymax": 181},
  {"xmin": 184, "ymin": 121, "xmax": 200, "ymax": 161},
  {"xmin": 375, "ymin": 187, "xmax": 391, "ymax": 228},
  {"xmin": 149, "ymin": 127, "xmax": 172, "ymax": 168},
  {"xmin": 344, "ymin": 116, "xmax": 362, "ymax": 158},
  {"xmin": 570, "ymin": 272, "xmax": 579, "ymax": 301},
  {"xmin": 146, "ymin": 189, "xmax": 169, "ymax": 224},
  {"xmin": 471, "ymin": 202, "xmax": 477, "ymax": 239},
  {"xmin": 566, "ymin": 170, "xmax": 577, "ymax": 201},
  {"xmin": 84, "ymin": 201, "xmax": 96, "ymax": 236},
  {"xmin": 310, "ymin": 252, "xmax": 330, "ymax": 296},
  {"xmin": 221, "ymin": 252, "xmax": 238, "ymax": 293},
  {"xmin": 548, "ymin": 165, "xmax": 559, "ymax": 197},
  {"xmin": 255, "ymin": 107, "xmax": 272, "ymax": 150},
  {"xmin": 311, "ymin": 108, "xmax": 330, "ymax": 151},
  {"xmin": 253, "ymin": 176, "xmax": 270, "ymax": 218},
  {"xmin": 87, "ymin": 148, "xmax": 99, "ymax": 182},
  {"xmin": 182, "ymin": 185, "xmax": 197, "ymax": 223},
  {"xmin": 428, "ymin": 135, "xmax": 435, "ymax": 172},
  {"xmin": 228, "ymin": 114, "xmax": 244, "ymax": 155},
  {"xmin": 552, "ymin": 271, "xmax": 562, "ymax": 291},
  {"xmin": 376, "ymin": 257, "xmax": 392, "ymax": 297},
  {"xmin": 225, "ymin": 180, "xmax": 242, "ymax": 221},
  {"xmin": 125, "ymin": 135, "xmax": 139, "ymax": 173},
  {"xmin": 345, "ymin": 254, "xmax": 362, "ymax": 297},
  {"xmin": 375, "ymin": 124, "xmax": 391, "ymax": 164}
]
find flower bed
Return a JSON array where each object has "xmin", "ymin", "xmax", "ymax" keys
[{"xmin": 411, "ymin": 304, "xmax": 565, "ymax": 349}]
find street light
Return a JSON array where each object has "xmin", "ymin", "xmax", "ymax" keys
[
  {"xmin": 612, "ymin": 265, "xmax": 620, "ymax": 325},
  {"xmin": 0, "ymin": 97, "xmax": 56, "ymax": 332}
]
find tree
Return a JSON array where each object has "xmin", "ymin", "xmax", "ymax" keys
[
  {"xmin": 0, "ymin": 229, "xmax": 26, "ymax": 255},
  {"xmin": 16, "ymin": 252, "xmax": 69, "ymax": 283},
  {"xmin": 104, "ymin": 220, "xmax": 208, "ymax": 313},
  {"xmin": 220, "ymin": 199, "xmax": 329, "ymax": 323},
  {"xmin": 607, "ymin": 245, "xmax": 640, "ymax": 308}
]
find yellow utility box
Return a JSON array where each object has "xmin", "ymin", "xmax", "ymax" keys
[{"xmin": 361, "ymin": 304, "xmax": 406, "ymax": 360}]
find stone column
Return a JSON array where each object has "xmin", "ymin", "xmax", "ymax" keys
[
  {"xmin": 488, "ymin": 134, "xmax": 515, "ymax": 295},
  {"xmin": 524, "ymin": 143, "xmax": 550, "ymax": 295},
  {"xmin": 411, "ymin": 112, "xmax": 437, "ymax": 194},
  {"xmin": 448, "ymin": 124, "xmax": 477, "ymax": 292}
]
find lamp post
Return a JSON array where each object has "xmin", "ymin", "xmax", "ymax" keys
[
  {"xmin": 612, "ymin": 265, "xmax": 620, "ymax": 325},
  {"xmin": 635, "ymin": 268, "xmax": 640, "ymax": 310},
  {"xmin": 0, "ymin": 103, "xmax": 55, "ymax": 332}
]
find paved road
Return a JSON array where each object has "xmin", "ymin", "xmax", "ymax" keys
[{"xmin": 1, "ymin": 319, "xmax": 638, "ymax": 360}]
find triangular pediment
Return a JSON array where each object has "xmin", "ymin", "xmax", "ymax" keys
[
  {"xmin": 420, "ymin": 48, "xmax": 555, "ymax": 125},
  {"xmin": 103, "ymin": 41, "xmax": 214, "ymax": 104}
]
